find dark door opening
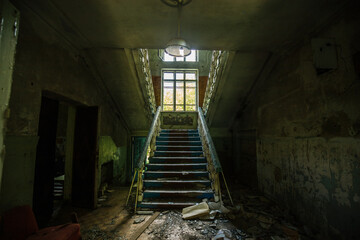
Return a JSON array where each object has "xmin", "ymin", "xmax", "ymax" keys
[
  {"xmin": 53, "ymin": 103, "xmax": 69, "ymax": 213},
  {"xmin": 72, "ymin": 106, "xmax": 99, "ymax": 209},
  {"xmin": 33, "ymin": 96, "xmax": 59, "ymax": 227}
]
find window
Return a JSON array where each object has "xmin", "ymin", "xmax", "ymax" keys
[
  {"xmin": 162, "ymin": 69, "xmax": 198, "ymax": 111},
  {"xmin": 159, "ymin": 49, "xmax": 198, "ymax": 62}
]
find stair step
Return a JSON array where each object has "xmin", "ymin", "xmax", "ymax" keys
[
  {"xmin": 154, "ymin": 151, "xmax": 203, "ymax": 157},
  {"xmin": 146, "ymin": 163, "xmax": 207, "ymax": 171},
  {"xmin": 138, "ymin": 201, "xmax": 199, "ymax": 209},
  {"xmin": 140, "ymin": 128, "xmax": 212, "ymax": 210},
  {"xmin": 156, "ymin": 145, "xmax": 203, "ymax": 151},
  {"xmin": 159, "ymin": 133, "xmax": 199, "ymax": 137},
  {"xmin": 156, "ymin": 141, "xmax": 202, "ymax": 146},
  {"xmin": 149, "ymin": 156, "xmax": 206, "ymax": 164},
  {"xmin": 143, "ymin": 190, "xmax": 214, "ymax": 199},
  {"xmin": 144, "ymin": 171, "xmax": 209, "ymax": 179},
  {"xmin": 144, "ymin": 179, "xmax": 211, "ymax": 189},
  {"xmin": 161, "ymin": 129, "xmax": 198, "ymax": 132},
  {"xmin": 156, "ymin": 136, "xmax": 201, "ymax": 141}
]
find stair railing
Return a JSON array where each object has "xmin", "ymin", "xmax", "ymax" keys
[
  {"xmin": 126, "ymin": 106, "xmax": 162, "ymax": 211},
  {"xmin": 198, "ymin": 107, "xmax": 233, "ymax": 205}
]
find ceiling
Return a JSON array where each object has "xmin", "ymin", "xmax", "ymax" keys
[{"xmin": 13, "ymin": 0, "xmax": 350, "ymax": 131}]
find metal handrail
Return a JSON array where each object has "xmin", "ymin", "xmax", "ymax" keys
[
  {"xmin": 136, "ymin": 106, "xmax": 161, "ymax": 169},
  {"xmin": 198, "ymin": 107, "xmax": 222, "ymax": 172}
]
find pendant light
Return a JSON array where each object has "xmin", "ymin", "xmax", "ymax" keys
[{"xmin": 162, "ymin": 0, "xmax": 192, "ymax": 57}]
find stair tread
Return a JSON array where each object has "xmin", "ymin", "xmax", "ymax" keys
[
  {"xmin": 162, "ymin": 129, "xmax": 198, "ymax": 131},
  {"xmin": 155, "ymin": 151, "xmax": 203, "ymax": 153},
  {"xmin": 158, "ymin": 136, "xmax": 200, "ymax": 139},
  {"xmin": 140, "ymin": 201, "xmax": 198, "ymax": 205},
  {"xmin": 146, "ymin": 170, "xmax": 208, "ymax": 173},
  {"xmin": 144, "ymin": 189, "xmax": 213, "ymax": 193},
  {"xmin": 160, "ymin": 132, "xmax": 199, "ymax": 134},
  {"xmin": 144, "ymin": 179, "xmax": 210, "ymax": 183},
  {"xmin": 157, "ymin": 145, "xmax": 202, "ymax": 147},
  {"xmin": 156, "ymin": 141, "xmax": 201, "ymax": 143},
  {"xmin": 150, "ymin": 156, "xmax": 205, "ymax": 159},
  {"xmin": 147, "ymin": 163, "xmax": 206, "ymax": 166}
]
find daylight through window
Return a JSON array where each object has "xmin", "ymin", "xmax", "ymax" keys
[
  {"xmin": 160, "ymin": 50, "xmax": 198, "ymax": 62},
  {"xmin": 162, "ymin": 69, "xmax": 198, "ymax": 111}
]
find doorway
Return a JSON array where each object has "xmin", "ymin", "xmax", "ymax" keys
[
  {"xmin": 33, "ymin": 96, "xmax": 59, "ymax": 227},
  {"xmin": 33, "ymin": 95, "xmax": 100, "ymax": 226},
  {"xmin": 72, "ymin": 106, "xmax": 99, "ymax": 209}
]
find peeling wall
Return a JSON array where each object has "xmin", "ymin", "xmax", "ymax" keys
[
  {"xmin": 0, "ymin": 0, "xmax": 19, "ymax": 194},
  {"xmin": 0, "ymin": 7, "xmax": 128, "ymax": 211},
  {"xmin": 233, "ymin": 7, "xmax": 360, "ymax": 238},
  {"xmin": 99, "ymin": 136, "xmax": 127, "ymax": 186},
  {"xmin": 161, "ymin": 112, "xmax": 198, "ymax": 129}
]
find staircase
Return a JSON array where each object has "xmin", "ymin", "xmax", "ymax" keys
[{"xmin": 138, "ymin": 129, "xmax": 214, "ymax": 209}]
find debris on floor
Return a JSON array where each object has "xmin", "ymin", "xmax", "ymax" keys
[
  {"xmin": 133, "ymin": 217, "xmax": 145, "ymax": 224},
  {"xmin": 182, "ymin": 202, "xmax": 210, "ymax": 219},
  {"xmin": 51, "ymin": 185, "xmax": 314, "ymax": 240},
  {"xmin": 212, "ymin": 229, "xmax": 233, "ymax": 240},
  {"xmin": 82, "ymin": 226, "xmax": 125, "ymax": 240},
  {"xmin": 136, "ymin": 210, "xmax": 154, "ymax": 215}
]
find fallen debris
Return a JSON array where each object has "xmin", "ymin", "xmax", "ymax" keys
[
  {"xmin": 133, "ymin": 217, "xmax": 145, "ymax": 224},
  {"xmin": 136, "ymin": 210, "xmax": 154, "ymax": 215},
  {"xmin": 182, "ymin": 202, "xmax": 210, "ymax": 219},
  {"xmin": 212, "ymin": 229, "xmax": 232, "ymax": 240},
  {"xmin": 129, "ymin": 212, "xmax": 160, "ymax": 240}
]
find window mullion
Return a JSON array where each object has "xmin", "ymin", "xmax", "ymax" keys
[
  {"xmin": 183, "ymin": 77, "xmax": 186, "ymax": 111},
  {"xmin": 173, "ymin": 72, "xmax": 176, "ymax": 111}
]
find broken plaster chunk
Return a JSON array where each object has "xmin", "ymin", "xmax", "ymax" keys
[
  {"xmin": 137, "ymin": 210, "xmax": 154, "ymax": 215},
  {"xmin": 212, "ymin": 229, "xmax": 232, "ymax": 240},
  {"xmin": 182, "ymin": 202, "xmax": 210, "ymax": 220},
  {"xmin": 133, "ymin": 217, "xmax": 145, "ymax": 224}
]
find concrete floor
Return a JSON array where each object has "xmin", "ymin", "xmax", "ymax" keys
[{"xmin": 49, "ymin": 185, "xmax": 311, "ymax": 240}]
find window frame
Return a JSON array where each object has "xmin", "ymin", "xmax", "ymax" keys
[
  {"xmin": 161, "ymin": 68, "xmax": 199, "ymax": 112},
  {"xmin": 159, "ymin": 49, "xmax": 198, "ymax": 62}
]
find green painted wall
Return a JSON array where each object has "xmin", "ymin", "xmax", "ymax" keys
[
  {"xmin": 98, "ymin": 136, "xmax": 127, "ymax": 186},
  {"xmin": 0, "ymin": 136, "xmax": 38, "ymax": 212},
  {"xmin": 0, "ymin": 0, "xmax": 19, "ymax": 194}
]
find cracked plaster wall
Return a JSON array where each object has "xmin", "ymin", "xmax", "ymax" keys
[
  {"xmin": 0, "ymin": 9, "xmax": 129, "ymax": 211},
  {"xmin": 233, "ymin": 9, "xmax": 360, "ymax": 239}
]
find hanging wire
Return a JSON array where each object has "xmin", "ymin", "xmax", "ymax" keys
[{"xmin": 177, "ymin": 3, "xmax": 182, "ymax": 37}]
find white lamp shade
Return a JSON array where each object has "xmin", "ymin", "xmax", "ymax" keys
[{"xmin": 165, "ymin": 38, "xmax": 191, "ymax": 57}]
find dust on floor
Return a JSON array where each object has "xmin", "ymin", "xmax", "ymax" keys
[{"xmin": 51, "ymin": 185, "xmax": 314, "ymax": 240}]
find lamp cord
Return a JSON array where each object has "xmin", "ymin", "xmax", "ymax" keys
[{"xmin": 177, "ymin": 3, "xmax": 182, "ymax": 38}]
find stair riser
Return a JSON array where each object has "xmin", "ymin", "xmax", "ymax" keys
[
  {"xmin": 144, "ymin": 172, "xmax": 209, "ymax": 180},
  {"xmin": 138, "ymin": 202, "xmax": 197, "ymax": 209},
  {"xmin": 157, "ymin": 137, "xmax": 201, "ymax": 141},
  {"xmin": 161, "ymin": 129, "xmax": 198, "ymax": 133},
  {"xmin": 146, "ymin": 165, "xmax": 206, "ymax": 171},
  {"xmin": 149, "ymin": 158, "xmax": 207, "ymax": 164},
  {"xmin": 143, "ymin": 192, "xmax": 214, "ymax": 199},
  {"xmin": 156, "ymin": 141, "xmax": 202, "ymax": 146},
  {"xmin": 144, "ymin": 182, "xmax": 211, "ymax": 189},
  {"xmin": 156, "ymin": 146, "xmax": 203, "ymax": 151},
  {"xmin": 154, "ymin": 152, "xmax": 203, "ymax": 157},
  {"xmin": 159, "ymin": 133, "xmax": 200, "ymax": 137}
]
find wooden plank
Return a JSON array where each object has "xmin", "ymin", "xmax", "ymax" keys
[{"xmin": 129, "ymin": 212, "xmax": 160, "ymax": 240}]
